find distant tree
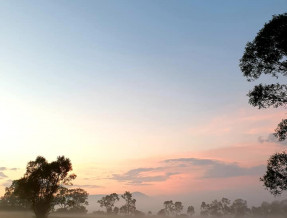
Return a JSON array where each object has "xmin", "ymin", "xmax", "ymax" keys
[
  {"xmin": 210, "ymin": 200, "xmax": 224, "ymax": 217},
  {"xmin": 199, "ymin": 198, "xmax": 231, "ymax": 217},
  {"xmin": 113, "ymin": 206, "xmax": 119, "ymax": 215},
  {"xmin": 164, "ymin": 200, "xmax": 175, "ymax": 216},
  {"xmin": 148, "ymin": 210, "xmax": 152, "ymax": 216},
  {"xmin": 98, "ymin": 193, "xmax": 119, "ymax": 214},
  {"xmin": 54, "ymin": 187, "xmax": 88, "ymax": 213},
  {"xmin": 230, "ymin": 199, "xmax": 249, "ymax": 218},
  {"xmin": 260, "ymin": 152, "xmax": 287, "ymax": 195},
  {"xmin": 121, "ymin": 191, "xmax": 136, "ymax": 215},
  {"xmin": 158, "ymin": 208, "xmax": 166, "ymax": 216},
  {"xmin": 221, "ymin": 198, "xmax": 231, "ymax": 216},
  {"xmin": 7, "ymin": 156, "xmax": 76, "ymax": 218},
  {"xmin": 240, "ymin": 13, "xmax": 287, "ymax": 141},
  {"xmin": 174, "ymin": 202, "xmax": 183, "ymax": 216},
  {"xmin": 200, "ymin": 202, "xmax": 209, "ymax": 216},
  {"xmin": 187, "ymin": 206, "xmax": 195, "ymax": 217}
]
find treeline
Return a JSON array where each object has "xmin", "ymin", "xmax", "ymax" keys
[
  {"xmin": 155, "ymin": 198, "xmax": 287, "ymax": 218},
  {"xmin": 3, "ymin": 189, "xmax": 287, "ymax": 218}
]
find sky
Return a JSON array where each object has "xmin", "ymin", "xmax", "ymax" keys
[{"xmin": 1, "ymin": 0, "xmax": 287, "ymax": 208}]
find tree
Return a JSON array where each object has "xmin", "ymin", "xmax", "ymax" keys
[
  {"xmin": 221, "ymin": 198, "xmax": 231, "ymax": 216},
  {"xmin": 240, "ymin": 13, "xmax": 287, "ymax": 141},
  {"xmin": 113, "ymin": 206, "xmax": 119, "ymax": 215},
  {"xmin": 121, "ymin": 191, "xmax": 136, "ymax": 215},
  {"xmin": 8, "ymin": 156, "xmax": 76, "ymax": 218},
  {"xmin": 187, "ymin": 206, "xmax": 195, "ymax": 217},
  {"xmin": 174, "ymin": 201, "xmax": 183, "ymax": 216},
  {"xmin": 158, "ymin": 208, "xmax": 167, "ymax": 216},
  {"xmin": 54, "ymin": 187, "xmax": 88, "ymax": 213},
  {"xmin": 164, "ymin": 200, "xmax": 174, "ymax": 216},
  {"xmin": 98, "ymin": 193, "xmax": 119, "ymax": 214},
  {"xmin": 230, "ymin": 199, "xmax": 249, "ymax": 218},
  {"xmin": 260, "ymin": 152, "xmax": 287, "ymax": 195},
  {"xmin": 200, "ymin": 202, "xmax": 209, "ymax": 216}
]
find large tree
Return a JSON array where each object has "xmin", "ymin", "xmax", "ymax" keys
[
  {"xmin": 8, "ymin": 156, "xmax": 76, "ymax": 218},
  {"xmin": 240, "ymin": 13, "xmax": 287, "ymax": 140}
]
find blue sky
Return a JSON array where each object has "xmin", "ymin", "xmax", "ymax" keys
[{"xmin": 1, "ymin": 0, "xmax": 287, "ymax": 200}]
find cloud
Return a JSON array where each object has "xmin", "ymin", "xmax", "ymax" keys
[
  {"xmin": 203, "ymin": 163, "xmax": 265, "ymax": 178},
  {"xmin": 0, "ymin": 167, "xmax": 19, "ymax": 171},
  {"xmin": 164, "ymin": 158, "xmax": 217, "ymax": 166},
  {"xmin": 258, "ymin": 133, "xmax": 287, "ymax": 145},
  {"xmin": 2, "ymin": 179, "xmax": 12, "ymax": 187},
  {"xmin": 0, "ymin": 172, "xmax": 7, "ymax": 179},
  {"xmin": 73, "ymin": 184, "xmax": 103, "ymax": 188},
  {"xmin": 110, "ymin": 167, "xmax": 178, "ymax": 185},
  {"xmin": 163, "ymin": 157, "xmax": 265, "ymax": 178}
]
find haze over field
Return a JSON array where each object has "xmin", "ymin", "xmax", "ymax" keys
[{"xmin": 1, "ymin": 1, "xmax": 287, "ymax": 216}]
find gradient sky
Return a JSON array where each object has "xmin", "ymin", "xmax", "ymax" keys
[{"xmin": 1, "ymin": 0, "xmax": 287, "ymax": 206}]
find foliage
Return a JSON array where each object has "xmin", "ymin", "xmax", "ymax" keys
[
  {"xmin": 260, "ymin": 152, "xmax": 287, "ymax": 195},
  {"xmin": 174, "ymin": 202, "xmax": 184, "ymax": 216},
  {"xmin": 164, "ymin": 200, "xmax": 175, "ymax": 216},
  {"xmin": 7, "ymin": 156, "xmax": 76, "ymax": 218},
  {"xmin": 54, "ymin": 187, "xmax": 88, "ymax": 213},
  {"xmin": 0, "ymin": 186, "xmax": 31, "ymax": 211},
  {"xmin": 251, "ymin": 199, "xmax": 287, "ymax": 217},
  {"xmin": 98, "ymin": 193, "xmax": 119, "ymax": 214},
  {"xmin": 187, "ymin": 205, "xmax": 195, "ymax": 217},
  {"xmin": 230, "ymin": 199, "xmax": 249, "ymax": 217},
  {"xmin": 200, "ymin": 198, "xmax": 231, "ymax": 217},
  {"xmin": 240, "ymin": 13, "xmax": 287, "ymax": 141},
  {"xmin": 121, "ymin": 191, "xmax": 136, "ymax": 215}
]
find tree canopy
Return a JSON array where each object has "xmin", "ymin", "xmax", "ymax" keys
[
  {"xmin": 240, "ymin": 13, "xmax": 287, "ymax": 140},
  {"xmin": 260, "ymin": 152, "xmax": 287, "ymax": 196},
  {"xmin": 8, "ymin": 156, "xmax": 77, "ymax": 218}
]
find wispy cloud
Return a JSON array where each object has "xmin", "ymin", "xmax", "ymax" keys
[
  {"xmin": 1, "ymin": 179, "xmax": 12, "ymax": 187},
  {"xmin": 73, "ymin": 184, "xmax": 103, "ymax": 189},
  {"xmin": 258, "ymin": 133, "xmax": 287, "ymax": 146},
  {"xmin": 110, "ymin": 167, "xmax": 178, "ymax": 185},
  {"xmin": 0, "ymin": 167, "xmax": 19, "ymax": 171},
  {"xmin": 164, "ymin": 157, "xmax": 265, "ymax": 178},
  {"xmin": 0, "ymin": 172, "xmax": 8, "ymax": 179}
]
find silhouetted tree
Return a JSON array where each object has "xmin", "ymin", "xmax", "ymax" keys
[
  {"xmin": 7, "ymin": 156, "xmax": 76, "ymax": 218},
  {"xmin": 221, "ymin": 198, "xmax": 231, "ymax": 216},
  {"xmin": 240, "ymin": 13, "xmax": 287, "ymax": 141},
  {"xmin": 164, "ymin": 200, "xmax": 175, "ymax": 216},
  {"xmin": 260, "ymin": 152, "xmax": 287, "ymax": 195},
  {"xmin": 174, "ymin": 202, "xmax": 183, "ymax": 216},
  {"xmin": 98, "ymin": 193, "xmax": 119, "ymax": 214},
  {"xmin": 54, "ymin": 187, "xmax": 88, "ymax": 213},
  {"xmin": 200, "ymin": 202, "xmax": 209, "ymax": 216},
  {"xmin": 121, "ymin": 191, "xmax": 136, "ymax": 215},
  {"xmin": 230, "ymin": 199, "xmax": 249, "ymax": 218},
  {"xmin": 113, "ymin": 206, "xmax": 119, "ymax": 215},
  {"xmin": 187, "ymin": 206, "xmax": 195, "ymax": 217},
  {"xmin": 158, "ymin": 208, "xmax": 167, "ymax": 216}
]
